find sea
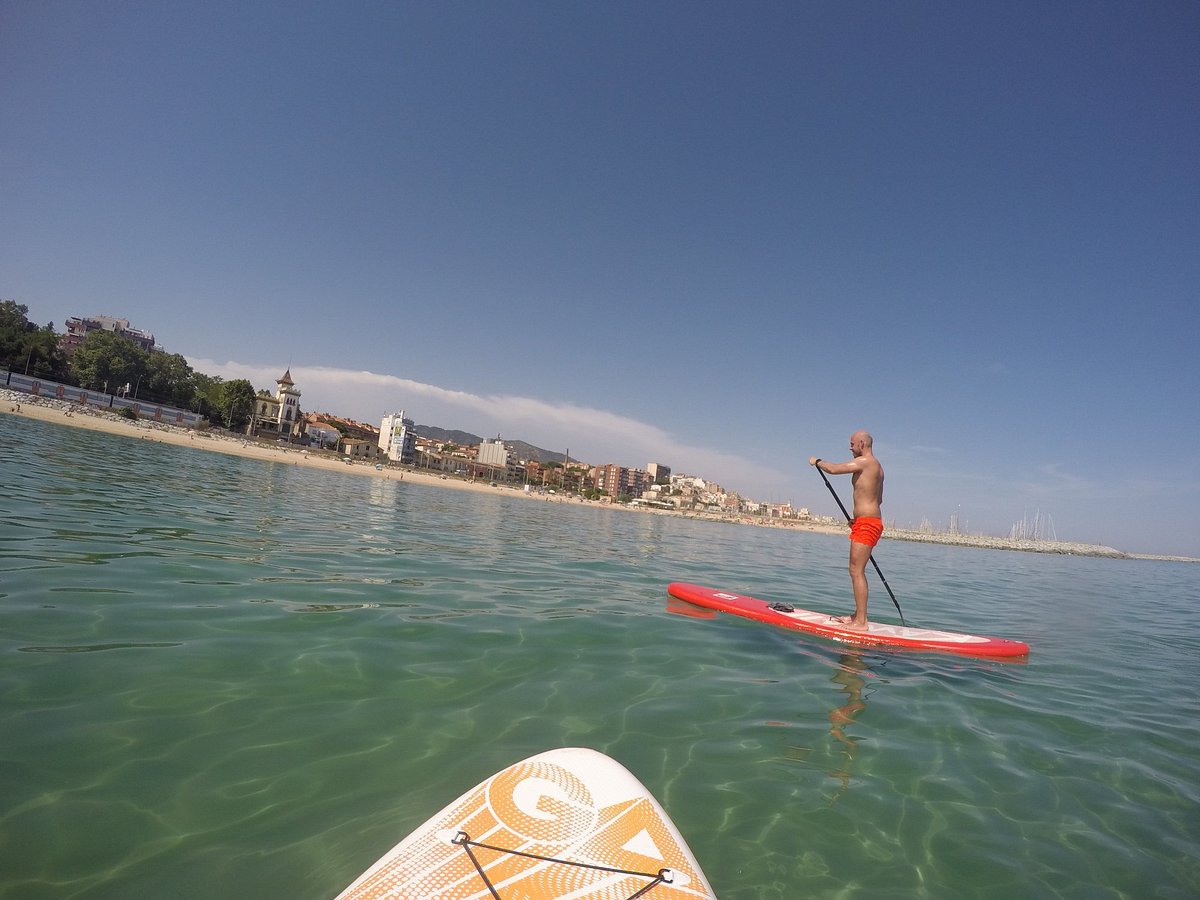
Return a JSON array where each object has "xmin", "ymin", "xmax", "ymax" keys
[{"xmin": 2, "ymin": 413, "xmax": 1198, "ymax": 900}]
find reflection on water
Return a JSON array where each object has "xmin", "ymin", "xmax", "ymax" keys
[
  {"xmin": 777, "ymin": 648, "xmax": 887, "ymax": 803},
  {"xmin": 827, "ymin": 653, "xmax": 872, "ymax": 799}
]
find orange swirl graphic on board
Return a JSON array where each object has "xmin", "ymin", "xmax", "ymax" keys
[
  {"xmin": 485, "ymin": 760, "xmax": 598, "ymax": 843},
  {"xmin": 338, "ymin": 753, "xmax": 713, "ymax": 899}
]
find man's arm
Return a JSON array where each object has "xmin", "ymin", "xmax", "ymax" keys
[{"xmin": 809, "ymin": 456, "xmax": 864, "ymax": 475}]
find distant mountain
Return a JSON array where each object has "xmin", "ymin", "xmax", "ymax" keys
[
  {"xmin": 507, "ymin": 440, "xmax": 574, "ymax": 465},
  {"xmin": 413, "ymin": 425, "xmax": 482, "ymax": 447},
  {"xmin": 413, "ymin": 425, "xmax": 573, "ymax": 465}
]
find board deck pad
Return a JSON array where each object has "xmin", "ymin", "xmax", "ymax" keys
[
  {"xmin": 667, "ymin": 582, "xmax": 1029, "ymax": 659},
  {"xmin": 337, "ymin": 747, "xmax": 715, "ymax": 899}
]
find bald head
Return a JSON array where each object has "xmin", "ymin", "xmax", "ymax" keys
[{"xmin": 850, "ymin": 431, "xmax": 873, "ymax": 456}]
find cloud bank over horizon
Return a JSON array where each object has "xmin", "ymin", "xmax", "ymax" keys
[{"xmin": 188, "ymin": 358, "xmax": 795, "ymax": 501}]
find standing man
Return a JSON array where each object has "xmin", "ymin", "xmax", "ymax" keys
[{"xmin": 809, "ymin": 431, "xmax": 884, "ymax": 630}]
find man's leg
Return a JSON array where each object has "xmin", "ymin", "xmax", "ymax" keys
[{"xmin": 846, "ymin": 540, "xmax": 872, "ymax": 628}]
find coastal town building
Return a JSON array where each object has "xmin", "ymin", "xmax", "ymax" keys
[
  {"xmin": 477, "ymin": 437, "xmax": 509, "ymax": 469},
  {"xmin": 341, "ymin": 437, "xmax": 381, "ymax": 459},
  {"xmin": 312, "ymin": 412, "xmax": 377, "ymax": 441},
  {"xmin": 59, "ymin": 315, "xmax": 161, "ymax": 356},
  {"xmin": 594, "ymin": 463, "xmax": 649, "ymax": 499},
  {"xmin": 566, "ymin": 465, "xmax": 592, "ymax": 494},
  {"xmin": 523, "ymin": 460, "xmax": 548, "ymax": 487},
  {"xmin": 665, "ymin": 473, "xmax": 735, "ymax": 511},
  {"xmin": 477, "ymin": 437, "xmax": 522, "ymax": 482},
  {"xmin": 303, "ymin": 414, "xmax": 341, "ymax": 449},
  {"xmin": 379, "ymin": 411, "xmax": 416, "ymax": 464},
  {"xmin": 250, "ymin": 369, "xmax": 301, "ymax": 438},
  {"xmin": 637, "ymin": 483, "xmax": 677, "ymax": 509},
  {"xmin": 647, "ymin": 462, "xmax": 671, "ymax": 483},
  {"xmin": 308, "ymin": 412, "xmax": 384, "ymax": 458},
  {"xmin": 413, "ymin": 436, "xmax": 474, "ymax": 474}
]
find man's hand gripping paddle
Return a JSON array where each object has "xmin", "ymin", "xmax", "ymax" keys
[{"xmin": 814, "ymin": 464, "xmax": 907, "ymax": 626}]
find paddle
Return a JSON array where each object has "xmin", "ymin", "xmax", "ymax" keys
[{"xmin": 814, "ymin": 463, "xmax": 907, "ymax": 625}]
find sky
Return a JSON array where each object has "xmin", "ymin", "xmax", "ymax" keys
[{"xmin": 2, "ymin": 2, "xmax": 1198, "ymax": 556}]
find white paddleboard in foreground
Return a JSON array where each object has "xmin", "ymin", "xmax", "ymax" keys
[{"xmin": 337, "ymin": 747, "xmax": 716, "ymax": 899}]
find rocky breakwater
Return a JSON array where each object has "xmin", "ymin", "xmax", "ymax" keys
[{"xmin": 885, "ymin": 528, "xmax": 1128, "ymax": 559}]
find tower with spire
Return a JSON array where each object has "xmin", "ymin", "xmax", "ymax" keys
[
  {"xmin": 275, "ymin": 369, "xmax": 300, "ymax": 432},
  {"xmin": 249, "ymin": 369, "xmax": 302, "ymax": 437}
]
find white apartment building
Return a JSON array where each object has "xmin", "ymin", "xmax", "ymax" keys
[
  {"xmin": 477, "ymin": 438, "xmax": 519, "ymax": 482},
  {"xmin": 477, "ymin": 438, "xmax": 509, "ymax": 467},
  {"xmin": 379, "ymin": 411, "xmax": 417, "ymax": 464}
]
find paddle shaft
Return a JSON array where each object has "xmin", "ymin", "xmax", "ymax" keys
[{"xmin": 814, "ymin": 464, "xmax": 906, "ymax": 625}]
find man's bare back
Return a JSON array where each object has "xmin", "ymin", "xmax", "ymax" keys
[{"xmin": 850, "ymin": 448, "xmax": 883, "ymax": 519}]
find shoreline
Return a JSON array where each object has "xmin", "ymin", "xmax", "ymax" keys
[{"xmin": 3, "ymin": 392, "xmax": 1195, "ymax": 563}]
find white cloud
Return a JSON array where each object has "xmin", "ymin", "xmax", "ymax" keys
[{"xmin": 187, "ymin": 358, "xmax": 795, "ymax": 499}]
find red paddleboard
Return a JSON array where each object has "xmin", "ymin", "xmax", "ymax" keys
[{"xmin": 667, "ymin": 582, "xmax": 1029, "ymax": 659}]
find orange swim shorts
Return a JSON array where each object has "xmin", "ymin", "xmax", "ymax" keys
[{"xmin": 850, "ymin": 516, "xmax": 884, "ymax": 548}]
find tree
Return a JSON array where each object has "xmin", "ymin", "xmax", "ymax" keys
[
  {"xmin": 22, "ymin": 326, "xmax": 69, "ymax": 381},
  {"xmin": 0, "ymin": 300, "xmax": 33, "ymax": 367},
  {"xmin": 0, "ymin": 299, "xmax": 27, "ymax": 331},
  {"xmin": 70, "ymin": 330, "xmax": 148, "ymax": 394},
  {"xmin": 218, "ymin": 379, "xmax": 256, "ymax": 431},
  {"xmin": 144, "ymin": 352, "xmax": 195, "ymax": 408},
  {"xmin": 0, "ymin": 301, "xmax": 69, "ymax": 380},
  {"xmin": 191, "ymin": 373, "xmax": 224, "ymax": 419}
]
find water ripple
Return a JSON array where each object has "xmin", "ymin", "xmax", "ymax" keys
[{"xmin": 17, "ymin": 643, "xmax": 184, "ymax": 654}]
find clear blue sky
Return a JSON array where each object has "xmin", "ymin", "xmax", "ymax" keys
[{"xmin": 3, "ymin": 2, "xmax": 1198, "ymax": 556}]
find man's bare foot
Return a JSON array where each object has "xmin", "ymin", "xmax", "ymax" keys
[{"xmin": 830, "ymin": 615, "xmax": 869, "ymax": 630}]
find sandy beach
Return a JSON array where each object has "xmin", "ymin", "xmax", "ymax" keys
[
  {"xmin": 4, "ymin": 389, "xmax": 1191, "ymax": 562},
  {"xmin": 1, "ymin": 390, "xmax": 561, "ymax": 502},
  {"xmin": 2, "ymin": 390, "xmax": 843, "ymax": 528},
  {"xmin": 0, "ymin": 390, "xmax": 871, "ymax": 548}
]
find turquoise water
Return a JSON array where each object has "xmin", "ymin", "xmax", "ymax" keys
[{"xmin": 2, "ymin": 414, "xmax": 1198, "ymax": 900}]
